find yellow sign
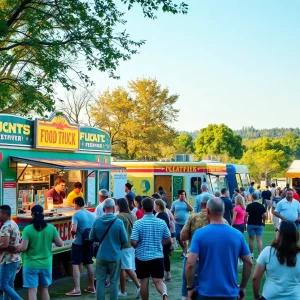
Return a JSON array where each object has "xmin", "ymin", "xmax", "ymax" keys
[{"xmin": 35, "ymin": 114, "xmax": 79, "ymax": 150}]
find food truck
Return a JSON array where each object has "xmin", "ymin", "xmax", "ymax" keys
[
  {"xmin": 226, "ymin": 164, "xmax": 251, "ymax": 197},
  {"xmin": 111, "ymin": 161, "xmax": 228, "ymax": 207},
  {"xmin": 286, "ymin": 160, "xmax": 300, "ymax": 195},
  {"xmin": 0, "ymin": 113, "xmax": 123, "ymax": 256}
]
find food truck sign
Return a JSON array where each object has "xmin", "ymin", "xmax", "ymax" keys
[
  {"xmin": 0, "ymin": 115, "xmax": 33, "ymax": 147},
  {"xmin": 35, "ymin": 114, "xmax": 79, "ymax": 150},
  {"xmin": 79, "ymin": 127, "xmax": 111, "ymax": 152}
]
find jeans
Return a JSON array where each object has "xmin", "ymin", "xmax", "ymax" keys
[
  {"xmin": 0, "ymin": 261, "xmax": 23, "ymax": 300},
  {"xmin": 96, "ymin": 259, "xmax": 121, "ymax": 300}
]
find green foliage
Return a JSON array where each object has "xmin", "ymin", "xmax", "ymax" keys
[
  {"xmin": 173, "ymin": 133, "xmax": 194, "ymax": 154},
  {"xmin": 235, "ymin": 126, "xmax": 300, "ymax": 139},
  {"xmin": 194, "ymin": 124, "xmax": 243, "ymax": 160},
  {"xmin": 240, "ymin": 136, "xmax": 293, "ymax": 181},
  {"xmin": 91, "ymin": 78, "xmax": 179, "ymax": 160},
  {"xmin": 0, "ymin": 0, "xmax": 187, "ymax": 115}
]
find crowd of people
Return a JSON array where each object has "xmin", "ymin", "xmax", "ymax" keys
[{"xmin": 1, "ymin": 181, "xmax": 300, "ymax": 300}]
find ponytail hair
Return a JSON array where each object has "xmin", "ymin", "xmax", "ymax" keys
[{"xmin": 31, "ymin": 205, "xmax": 47, "ymax": 232}]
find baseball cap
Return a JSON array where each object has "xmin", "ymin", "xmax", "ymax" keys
[{"xmin": 99, "ymin": 189, "xmax": 110, "ymax": 197}]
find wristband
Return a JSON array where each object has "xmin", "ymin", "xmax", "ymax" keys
[{"xmin": 186, "ymin": 286, "xmax": 194, "ymax": 291}]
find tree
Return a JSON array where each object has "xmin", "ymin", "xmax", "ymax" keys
[
  {"xmin": 58, "ymin": 89, "xmax": 95, "ymax": 125},
  {"xmin": 194, "ymin": 124, "xmax": 243, "ymax": 160},
  {"xmin": 91, "ymin": 78, "xmax": 179, "ymax": 160},
  {"xmin": 0, "ymin": 0, "xmax": 188, "ymax": 115},
  {"xmin": 173, "ymin": 133, "xmax": 194, "ymax": 154},
  {"xmin": 240, "ymin": 137, "xmax": 292, "ymax": 182}
]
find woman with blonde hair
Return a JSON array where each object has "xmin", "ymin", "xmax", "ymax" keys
[
  {"xmin": 232, "ymin": 194, "xmax": 247, "ymax": 234},
  {"xmin": 154, "ymin": 199, "xmax": 172, "ymax": 281}
]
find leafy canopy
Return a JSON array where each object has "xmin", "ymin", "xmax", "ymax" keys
[
  {"xmin": 194, "ymin": 124, "xmax": 243, "ymax": 160},
  {"xmin": 91, "ymin": 78, "xmax": 179, "ymax": 160},
  {"xmin": 0, "ymin": 0, "xmax": 188, "ymax": 114}
]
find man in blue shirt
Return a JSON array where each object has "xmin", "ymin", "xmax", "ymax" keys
[
  {"xmin": 194, "ymin": 183, "xmax": 210, "ymax": 213},
  {"xmin": 171, "ymin": 189, "xmax": 193, "ymax": 258},
  {"xmin": 186, "ymin": 197, "xmax": 252, "ymax": 300},
  {"xmin": 273, "ymin": 188, "xmax": 300, "ymax": 225}
]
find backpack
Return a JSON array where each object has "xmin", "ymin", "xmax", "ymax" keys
[{"xmin": 79, "ymin": 228, "xmax": 94, "ymax": 245}]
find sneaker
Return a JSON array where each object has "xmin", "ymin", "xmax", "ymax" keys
[
  {"xmin": 84, "ymin": 286, "xmax": 96, "ymax": 294},
  {"xmin": 118, "ymin": 291, "xmax": 127, "ymax": 297},
  {"xmin": 105, "ymin": 280, "xmax": 110, "ymax": 288},
  {"xmin": 179, "ymin": 253, "xmax": 185, "ymax": 259},
  {"xmin": 66, "ymin": 289, "xmax": 81, "ymax": 296},
  {"xmin": 135, "ymin": 287, "xmax": 141, "ymax": 299}
]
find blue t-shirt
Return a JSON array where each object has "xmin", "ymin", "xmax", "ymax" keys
[
  {"xmin": 72, "ymin": 209, "xmax": 96, "ymax": 245},
  {"xmin": 171, "ymin": 200, "xmax": 190, "ymax": 225},
  {"xmin": 190, "ymin": 224, "xmax": 250, "ymax": 297},
  {"xmin": 126, "ymin": 190, "xmax": 136, "ymax": 198}
]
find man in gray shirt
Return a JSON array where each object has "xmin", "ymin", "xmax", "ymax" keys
[{"xmin": 194, "ymin": 183, "xmax": 211, "ymax": 213}]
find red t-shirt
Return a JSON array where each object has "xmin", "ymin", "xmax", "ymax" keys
[
  {"xmin": 135, "ymin": 208, "xmax": 145, "ymax": 220},
  {"xmin": 46, "ymin": 188, "xmax": 66, "ymax": 205},
  {"xmin": 293, "ymin": 192, "xmax": 300, "ymax": 201}
]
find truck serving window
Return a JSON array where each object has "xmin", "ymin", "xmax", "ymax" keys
[
  {"xmin": 210, "ymin": 175, "xmax": 227, "ymax": 192},
  {"xmin": 190, "ymin": 177, "xmax": 202, "ymax": 195},
  {"xmin": 99, "ymin": 171, "xmax": 109, "ymax": 191}
]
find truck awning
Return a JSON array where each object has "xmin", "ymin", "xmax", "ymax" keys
[
  {"xmin": 10, "ymin": 156, "xmax": 125, "ymax": 171},
  {"xmin": 286, "ymin": 160, "xmax": 300, "ymax": 178}
]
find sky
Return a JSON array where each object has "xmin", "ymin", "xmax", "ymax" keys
[{"xmin": 66, "ymin": 0, "xmax": 300, "ymax": 132}]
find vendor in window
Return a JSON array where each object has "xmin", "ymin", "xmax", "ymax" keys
[
  {"xmin": 46, "ymin": 178, "xmax": 66, "ymax": 205},
  {"xmin": 67, "ymin": 182, "xmax": 84, "ymax": 206}
]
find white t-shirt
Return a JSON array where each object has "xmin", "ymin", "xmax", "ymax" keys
[
  {"xmin": 257, "ymin": 246, "xmax": 300, "ymax": 299},
  {"xmin": 131, "ymin": 207, "xmax": 138, "ymax": 216},
  {"xmin": 94, "ymin": 202, "xmax": 104, "ymax": 218}
]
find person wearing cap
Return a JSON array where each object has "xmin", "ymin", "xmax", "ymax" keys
[
  {"xmin": 90, "ymin": 198, "xmax": 127, "ymax": 300},
  {"xmin": 94, "ymin": 189, "xmax": 110, "ymax": 219},
  {"xmin": 66, "ymin": 197, "xmax": 96, "ymax": 296},
  {"xmin": 10, "ymin": 205, "xmax": 63, "ymax": 300},
  {"xmin": 67, "ymin": 182, "xmax": 84, "ymax": 207}
]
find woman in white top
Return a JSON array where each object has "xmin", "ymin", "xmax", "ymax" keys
[{"xmin": 252, "ymin": 220, "xmax": 300, "ymax": 300}]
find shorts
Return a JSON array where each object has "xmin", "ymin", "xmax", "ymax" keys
[
  {"xmin": 175, "ymin": 223, "xmax": 184, "ymax": 241},
  {"xmin": 265, "ymin": 200, "xmax": 272, "ymax": 209},
  {"xmin": 247, "ymin": 225, "xmax": 264, "ymax": 237},
  {"xmin": 135, "ymin": 258, "xmax": 164, "ymax": 279},
  {"xmin": 232, "ymin": 224, "xmax": 245, "ymax": 234},
  {"xmin": 121, "ymin": 248, "xmax": 135, "ymax": 270},
  {"xmin": 71, "ymin": 243, "xmax": 93, "ymax": 265},
  {"xmin": 23, "ymin": 268, "xmax": 52, "ymax": 288}
]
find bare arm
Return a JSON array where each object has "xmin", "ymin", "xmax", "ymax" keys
[
  {"xmin": 130, "ymin": 240, "xmax": 137, "ymax": 249},
  {"xmin": 262, "ymin": 212, "xmax": 267, "ymax": 225},
  {"xmin": 252, "ymin": 263, "xmax": 265, "ymax": 299},
  {"xmin": 273, "ymin": 211, "xmax": 286, "ymax": 221},
  {"xmin": 162, "ymin": 237, "xmax": 172, "ymax": 245},
  {"xmin": 14, "ymin": 239, "xmax": 29, "ymax": 253},
  {"xmin": 53, "ymin": 236, "xmax": 63, "ymax": 247},
  {"xmin": 184, "ymin": 200, "xmax": 193, "ymax": 212},
  {"xmin": 239, "ymin": 254, "xmax": 253, "ymax": 299},
  {"xmin": 231, "ymin": 210, "xmax": 237, "ymax": 225},
  {"xmin": 70, "ymin": 224, "xmax": 77, "ymax": 238}
]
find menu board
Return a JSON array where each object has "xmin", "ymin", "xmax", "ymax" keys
[{"xmin": 3, "ymin": 182, "xmax": 17, "ymax": 215}]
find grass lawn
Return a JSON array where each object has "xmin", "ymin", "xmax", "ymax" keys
[{"xmin": 16, "ymin": 225, "xmax": 275, "ymax": 299}]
